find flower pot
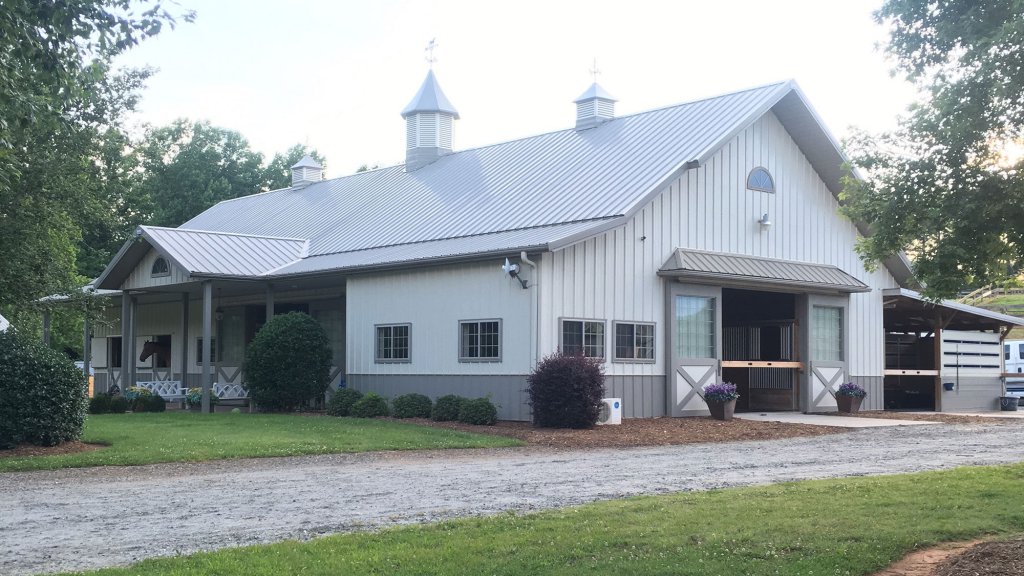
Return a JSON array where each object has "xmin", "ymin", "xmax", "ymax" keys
[
  {"xmin": 707, "ymin": 398, "xmax": 736, "ymax": 421},
  {"xmin": 943, "ymin": 382, "xmax": 955, "ymax": 392},
  {"xmin": 1000, "ymin": 396, "xmax": 1019, "ymax": 411},
  {"xmin": 836, "ymin": 395, "xmax": 863, "ymax": 414}
]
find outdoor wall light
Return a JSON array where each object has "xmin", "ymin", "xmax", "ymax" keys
[{"xmin": 758, "ymin": 213, "xmax": 772, "ymax": 230}]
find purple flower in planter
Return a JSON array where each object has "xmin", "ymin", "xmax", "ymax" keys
[
  {"xmin": 836, "ymin": 382, "xmax": 867, "ymax": 398},
  {"xmin": 702, "ymin": 382, "xmax": 740, "ymax": 403}
]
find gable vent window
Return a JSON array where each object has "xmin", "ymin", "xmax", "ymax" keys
[
  {"xmin": 746, "ymin": 167, "xmax": 775, "ymax": 193},
  {"xmin": 151, "ymin": 257, "xmax": 170, "ymax": 278}
]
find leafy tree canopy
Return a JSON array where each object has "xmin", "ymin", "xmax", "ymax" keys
[{"xmin": 841, "ymin": 0, "xmax": 1024, "ymax": 297}]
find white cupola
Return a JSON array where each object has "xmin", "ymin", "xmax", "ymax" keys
[
  {"xmin": 574, "ymin": 82, "xmax": 616, "ymax": 130},
  {"xmin": 291, "ymin": 154, "xmax": 323, "ymax": 187},
  {"xmin": 401, "ymin": 69, "xmax": 460, "ymax": 171}
]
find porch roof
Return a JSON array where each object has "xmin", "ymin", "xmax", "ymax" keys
[
  {"xmin": 882, "ymin": 288, "xmax": 1024, "ymax": 332},
  {"xmin": 658, "ymin": 248, "xmax": 871, "ymax": 293}
]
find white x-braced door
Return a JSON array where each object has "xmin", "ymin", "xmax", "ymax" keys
[{"xmin": 669, "ymin": 284, "xmax": 722, "ymax": 417}]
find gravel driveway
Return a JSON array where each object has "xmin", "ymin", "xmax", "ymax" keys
[{"xmin": 3, "ymin": 422, "xmax": 1024, "ymax": 576}]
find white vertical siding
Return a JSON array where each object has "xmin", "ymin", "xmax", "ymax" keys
[
  {"xmin": 541, "ymin": 111, "xmax": 897, "ymax": 379},
  {"xmin": 121, "ymin": 248, "xmax": 192, "ymax": 290},
  {"xmin": 347, "ymin": 262, "xmax": 533, "ymax": 376}
]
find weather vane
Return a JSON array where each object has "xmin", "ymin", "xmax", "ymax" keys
[
  {"xmin": 425, "ymin": 38, "xmax": 438, "ymax": 68},
  {"xmin": 589, "ymin": 58, "xmax": 601, "ymax": 82}
]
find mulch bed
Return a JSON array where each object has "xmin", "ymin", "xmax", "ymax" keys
[
  {"xmin": 833, "ymin": 411, "xmax": 1022, "ymax": 425},
  {"xmin": 932, "ymin": 538, "xmax": 1024, "ymax": 576},
  {"xmin": 0, "ymin": 441, "xmax": 104, "ymax": 459},
  {"xmin": 397, "ymin": 416, "xmax": 848, "ymax": 448}
]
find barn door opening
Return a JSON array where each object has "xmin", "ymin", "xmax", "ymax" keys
[
  {"xmin": 720, "ymin": 289, "xmax": 800, "ymax": 412},
  {"xmin": 668, "ymin": 284, "xmax": 721, "ymax": 416}
]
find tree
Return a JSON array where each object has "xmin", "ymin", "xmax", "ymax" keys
[
  {"xmin": 0, "ymin": 1, "xmax": 189, "ymax": 312},
  {"xmin": 138, "ymin": 120, "xmax": 267, "ymax": 227},
  {"xmin": 263, "ymin": 144, "xmax": 326, "ymax": 191},
  {"xmin": 841, "ymin": 1, "xmax": 1024, "ymax": 297}
]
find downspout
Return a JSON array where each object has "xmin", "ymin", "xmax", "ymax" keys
[{"xmin": 521, "ymin": 251, "xmax": 539, "ymax": 367}]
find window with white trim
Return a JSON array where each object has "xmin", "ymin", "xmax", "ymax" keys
[
  {"xmin": 376, "ymin": 324, "xmax": 410, "ymax": 362},
  {"xmin": 811, "ymin": 306, "xmax": 843, "ymax": 361},
  {"xmin": 151, "ymin": 257, "xmax": 170, "ymax": 277},
  {"xmin": 746, "ymin": 167, "xmax": 775, "ymax": 193},
  {"xmin": 196, "ymin": 337, "xmax": 216, "ymax": 364},
  {"xmin": 561, "ymin": 319, "xmax": 605, "ymax": 358},
  {"xmin": 614, "ymin": 322, "xmax": 655, "ymax": 362},
  {"xmin": 459, "ymin": 319, "xmax": 501, "ymax": 362}
]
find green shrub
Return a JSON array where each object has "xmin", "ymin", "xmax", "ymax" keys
[
  {"xmin": 144, "ymin": 394, "xmax": 167, "ymax": 413},
  {"xmin": 527, "ymin": 350, "xmax": 605, "ymax": 428},
  {"xmin": 88, "ymin": 393, "xmax": 112, "ymax": 415},
  {"xmin": 243, "ymin": 312, "xmax": 332, "ymax": 412},
  {"xmin": 458, "ymin": 397, "xmax": 498, "ymax": 425},
  {"xmin": 350, "ymin": 392, "xmax": 389, "ymax": 418},
  {"xmin": 126, "ymin": 386, "xmax": 154, "ymax": 412},
  {"xmin": 392, "ymin": 393, "xmax": 433, "ymax": 419},
  {"xmin": 185, "ymin": 387, "xmax": 219, "ymax": 408},
  {"xmin": 431, "ymin": 394, "xmax": 466, "ymax": 422},
  {"xmin": 326, "ymin": 388, "xmax": 363, "ymax": 417},
  {"xmin": 0, "ymin": 330, "xmax": 88, "ymax": 448},
  {"xmin": 108, "ymin": 395, "xmax": 129, "ymax": 414}
]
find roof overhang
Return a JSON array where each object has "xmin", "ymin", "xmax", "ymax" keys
[
  {"xmin": 882, "ymin": 288, "xmax": 1024, "ymax": 332},
  {"xmin": 658, "ymin": 248, "xmax": 871, "ymax": 294}
]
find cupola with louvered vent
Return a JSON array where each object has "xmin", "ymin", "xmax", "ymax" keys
[
  {"xmin": 401, "ymin": 69, "xmax": 460, "ymax": 171},
  {"xmin": 291, "ymin": 154, "xmax": 323, "ymax": 187},
  {"xmin": 574, "ymin": 82, "xmax": 616, "ymax": 130}
]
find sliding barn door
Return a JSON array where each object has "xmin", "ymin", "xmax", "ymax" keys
[{"xmin": 669, "ymin": 284, "xmax": 722, "ymax": 416}]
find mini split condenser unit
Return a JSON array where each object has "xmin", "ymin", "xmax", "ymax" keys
[{"xmin": 597, "ymin": 398, "xmax": 622, "ymax": 425}]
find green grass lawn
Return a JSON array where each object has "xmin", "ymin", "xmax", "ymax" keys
[
  {"xmin": 0, "ymin": 413, "xmax": 521, "ymax": 472},
  {"xmin": 67, "ymin": 462, "xmax": 1024, "ymax": 576}
]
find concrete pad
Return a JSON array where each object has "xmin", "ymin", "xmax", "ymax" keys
[{"xmin": 736, "ymin": 412, "xmax": 942, "ymax": 428}]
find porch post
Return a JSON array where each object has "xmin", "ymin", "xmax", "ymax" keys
[
  {"xmin": 180, "ymin": 292, "xmax": 189, "ymax": 405},
  {"xmin": 201, "ymin": 281, "xmax": 213, "ymax": 413},
  {"xmin": 128, "ymin": 295, "xmax": 138, "ymax": 392},
  {"xmin": 265, "ymin": 283, "xmax": 274, "ymax": 321},
  {"xmin": 83, "ymin": 316, "xmax": 91, "ymax": 395},
  {"xmin": 120, "ymin": 294, "xmax": 131, "ymax": 394},
  {"xmin": 42, "ymin": 309, "xmax": 51, "ymax": 345}
]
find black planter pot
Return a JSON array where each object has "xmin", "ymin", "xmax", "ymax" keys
[
  {"xmin": 707, "ymin": 398, "xmax": 737, "ymax": 421},
  {"xmin": 1000, "ymin": 396, "xmax": 1019, "ymax": 411}
]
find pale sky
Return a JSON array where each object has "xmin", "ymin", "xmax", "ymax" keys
[{"xmin": 115, "ymin": 0, "xmax": 918, "ymax": 176}]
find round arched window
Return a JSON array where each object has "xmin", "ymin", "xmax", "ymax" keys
[
  {"xmin": 746, "ymin": 167, "xmax": 775, "ymax": 193},
  {"xmin": 151, "ymin": 257, "xmax": 170, "ymax": 277}
]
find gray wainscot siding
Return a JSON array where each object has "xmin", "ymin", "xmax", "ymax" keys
[
  {"xmin": 347, "ymin": 374, "xmax": 531, "ymax": 421},
  {"xmin": 850, "ymin": 376, "xmax": 883, "ymax": 411},
  {"xmin": 940, "ymin": 377, "xmax": 1003, "ymax": 412},
  {"xmin": 603, "ymin": 375, "xmax": 667, "ymax": 418}
]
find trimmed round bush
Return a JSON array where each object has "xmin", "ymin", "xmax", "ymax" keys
[
  {"xmin": 108, "ymin": 395, "xmax": 129, "ymax": 414},
  {"xmin": 392, "ymin": 393, "xmax": 433, "ymax": 419},
  {"xmin": 458, "ymin": 397, "xmax": 498, "ymax": 425},
  {"xmin": 0, "ymin": 330, "xmax": 88, "ymax": 448},
  {"xmin": 431, "ymin": 394, "xmax": 466, "ymax": 422},
  {"xmin": 527, "ymin": 350, "xmax": 605, "ymax": 429},
  {"xmin": 126, "ymin": 386, "xmax": 154, "ymax": 412},
  {"xmin": 326, "ymin": 387, "xmax": 363, "ymax": 417},
  {"xmin": 88, "ymin": 393, "xmax": 112, "ymax": 415},
  {"xmin": 144, "ymin": 394, "xmax": 167, "ymax": 413},
  {"xmin": 243, "ymin": 312, "xmax": 333, "ymax": 412},
  {"xmin": 350, "ymin": 392, "xmax": 389, "ymax": 418}
]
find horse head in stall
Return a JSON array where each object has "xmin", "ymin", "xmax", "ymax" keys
[{"xmin": 139, "ymin": 340, "xmax": 171, "ymax": 366}]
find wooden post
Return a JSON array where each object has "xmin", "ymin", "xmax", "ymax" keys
[
  {"xmin": 83, "ymin": 316, "xmax": 91, "ymax": 396},
  {"xmin": 128, "ymin": 296, "xmax": 138, "ymax": 393},
  {"xmin": 120, "ymin": 294, "xmax": 131, "ymax": 394},
  {"xmin": 265, "ymin": 283, "xmax": 274, "ymax": 321},
  {"xmin": 42, "ymin": 309, "xmax": 51, "ymax": 346},
  {"xmin": 201, "ymin": 281, "xmax": 213, "ymax": 414},
  {"xmin": 180, "ymin": 293, "xmax": 189, "ymax": 408},
  {"xmin": 933, "ymin": 312, "xmax": 943, "ymax": 412}
]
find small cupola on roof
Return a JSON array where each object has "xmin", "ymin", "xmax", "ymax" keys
[
  {"xmin": 401, "ymin": 69, "xmax": 460, "ymax": 171},
  {"xmin": 291, "ymin": 154, "xmax": 323, "ymax": 187},
  {"xmin": 574, "ymin": 82, "xmax": 616, "ymax": 130}
]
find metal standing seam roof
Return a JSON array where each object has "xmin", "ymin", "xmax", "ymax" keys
[
  {"xmin": 184, "ymin": 81, "xmax": 793, "ymax": 258},
  {"xmin": 140, "ymin": 226, "xmax": 309, "ymax": 277},
  {"xmin": 882, "ymin": 288, "xmax": 1024, "ymax": 327},
  {"xmin": 658, "ymin": 249, "xmax": 871, "ymax": 293},
  {"xmin": 0, "ymin": 313, "xmax": 8, "ymax": 332}
]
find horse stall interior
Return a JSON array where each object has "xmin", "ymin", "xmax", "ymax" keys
[
  {"xmin": 721, "ymin": 289, "xmax": 800, "ymax": 412},
  {"xmin": 883, "ymin": 332, "xmax": 937, "ymax": 410}
]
